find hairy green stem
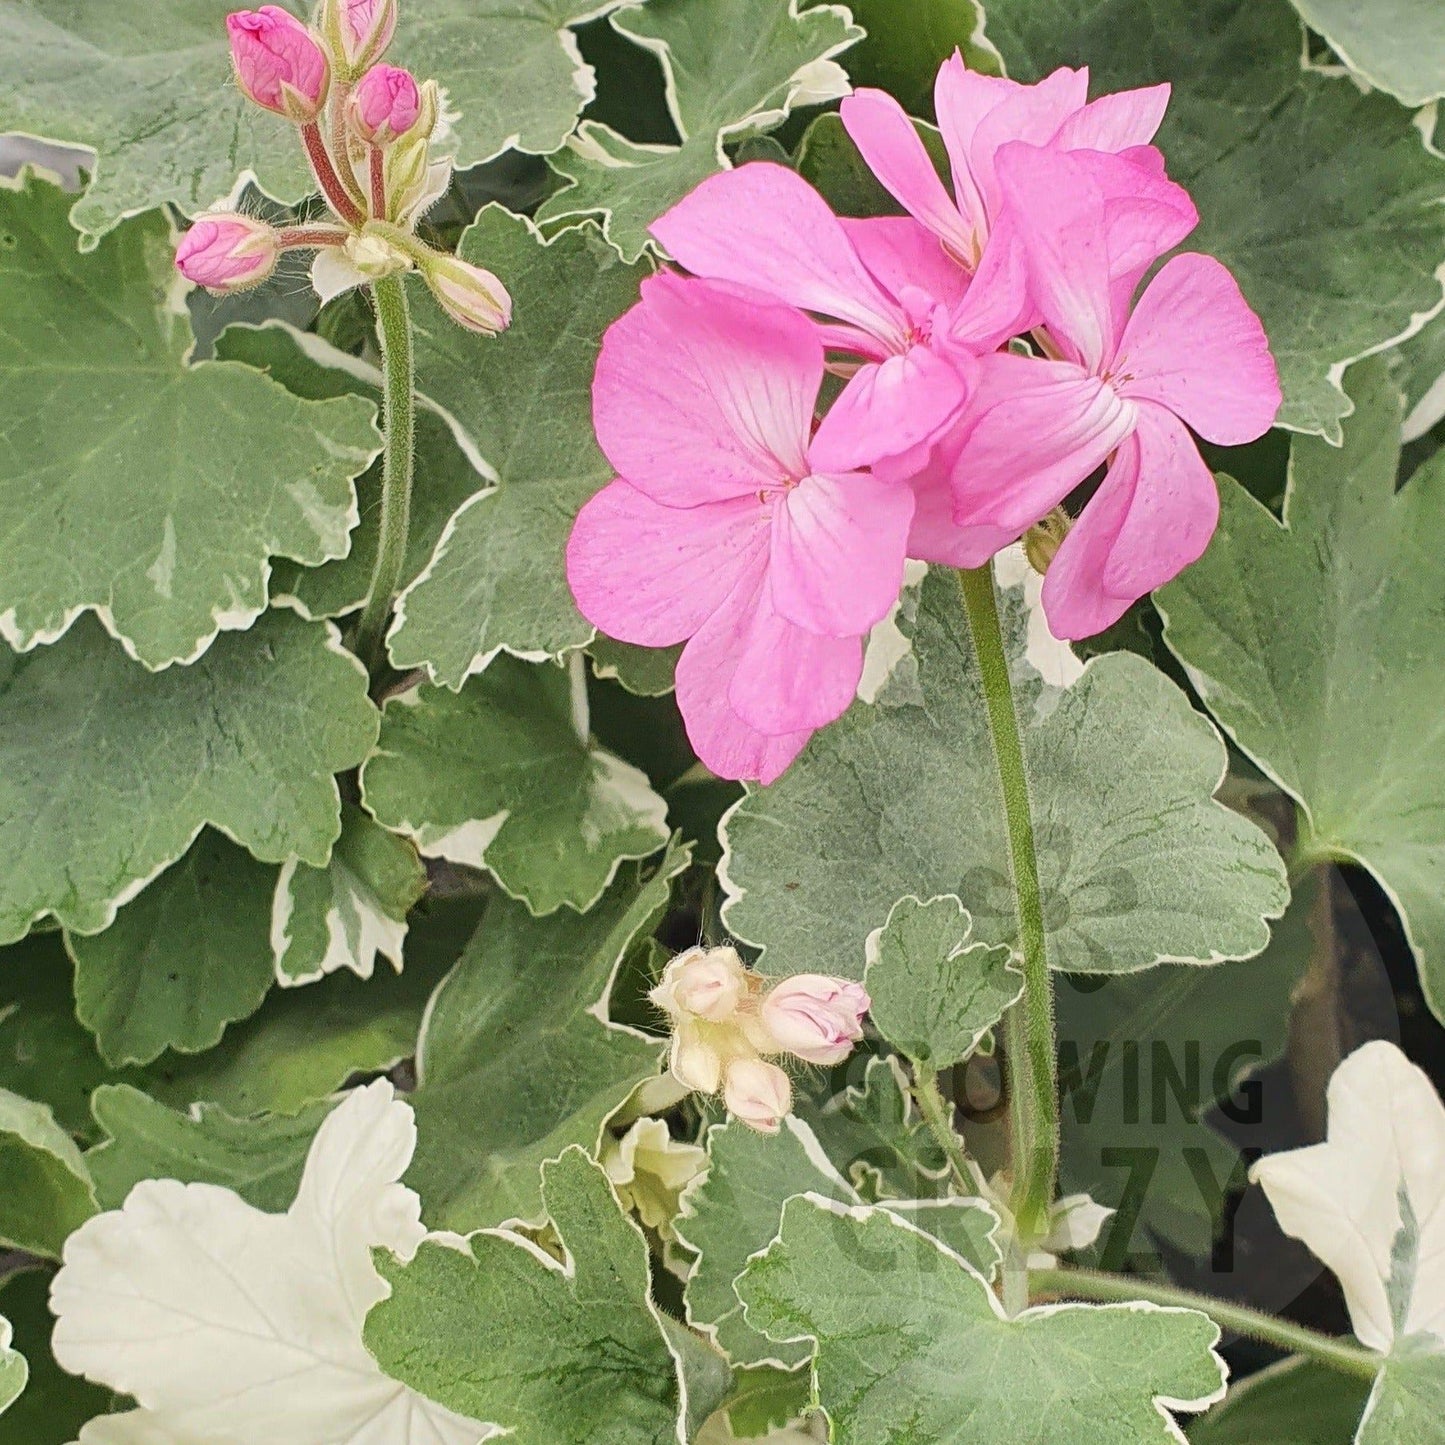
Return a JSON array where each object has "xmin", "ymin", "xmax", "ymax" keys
[
  {"xmin": 353, "ymin": 274, "xmax": 415, "ymax": 672},
  {"xmin": 957, "ymin": 565, "xmax": 1058, "ymax": 1242},
  {"xmin": 1030, "ymin": 1268, "xmax": 1383, "ymax": 1381},
  {"xmin": 912, "ymin": 1064, "xmax": 975, "ymax": 1194}
]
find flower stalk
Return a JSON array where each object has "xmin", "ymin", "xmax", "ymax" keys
[{"xmin": 957, "ymin": 563, "xmax": 1059, "ymax": 1246}]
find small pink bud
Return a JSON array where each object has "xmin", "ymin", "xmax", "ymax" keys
[
  {"xmin": 669, "ymin": 1025, "xmax": 723, "ymax": 1094},
  {"xmin": 422, "ymin": 253, "xmax": 513, "ymax": 335},
  {"xmin": 227, "ymin": 7, "xmax": 330, "ymax": 123},
  {"xmin": 175, "ymin": 214, "xmax": 280, "ymax": 294},
  {"xmin": 723, "ymin": 1059, "xmax": 792, "ymax": 1134},
  {"xmin": 349, "ymin": 64, "xmax": 421, "ymax": 146},
  {"xmin": 760, "ymin": 975, "xmax": 869, "ymax": 1066},
  {"xmin": 651, "ymin": 946, "xmax": 746, "ymax": 1023},
  {"xmin": 323, "ymin": 0, "xmax": 398, "ymax": 70}
]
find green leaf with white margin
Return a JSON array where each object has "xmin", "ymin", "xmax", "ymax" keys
[
  {"xmin": 536, "ymin": 0, "xmax": 862, "ymax": 262},
  {"xmin": 388, "ymin": 209, "xmax": 648, "ymax": 683},
  {"xmin": 1188, "ymin": 1357, "xmax": 1367, "ymax": 1444},
  {"xmin": 0, "ymin": 0, "xmax": 634, "ymax": 244},
  {"xmin": 675, "ymin": 1115, "xmax": 1000, "ymax": 1369},
  {"xmin": 1158, "ymin": 361, "xmax": 1445, "ymax": 1021},
  {"xmin": 85, "ymin": 1084, "xmax": 332, "ymax": 1212},
  {"xmin": 406, "ymin": 845, "xmax": 688, "ymax": 1229},
  {"xmin": 0, "ymin": 1311, "xmax": 25, "ymax": 1416},
  {"xmin": 739, "ymin": 1194, "xmax": 1227, "ymax": 1443},
  {"xmin": 362, "ymin": 655, "xmax": 668, "ymax": 916},
  {"xmin": 0, "ymin": 174, "xmax": 380, "ymax": 667},
  {"xmin": 1288, "ymin": 0, "xmax": 1445, "ymax": 106},
  {"xmin": 864, "ymin": 895, "xmax": 1021, "ymax": 1069},
  {"xmin": 1396, "ymin": 310, "xmax": 1445, "ymax": 443},
  {"xmin": 272, "ymin": 802, "xmax": 426, "ymax": 987},
  {"xmin": 66, "ymin": 830, "xmax": 278, "ymax": 1067},
  {"xmin": 0, "ymin": 610, "xmax": 379, "ymax": 945},
  {"xmin": 214, "ymin": 322, "xmax": 487, "ymax": 623},
  {"xmin": 0, "ymin": 1088, "xmax": 97, "ymax": 1257},
  {"xmin": 979, "ymin": 0, "xmax": 1445, "ymax": 440},
  {"xmin": 1252, "ymin": 1040, "xmax": 1445, "ymax": 1444},
  {"xmin": 841, "ymin": 0, "xmax": 998, "ymax": 116},
  {"xmin": 367, "ymin": 1146, "xmax": 685, "ymax": 1445},
  {"xmin": 720, "ymin": 569, "xmax": 1288, "ymax": 982}
]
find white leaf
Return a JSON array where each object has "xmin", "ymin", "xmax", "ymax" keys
[
  {"xmin": 993, "ymin": 545, "xmax": 1085, "ymax": 689},
  {"xmin": 1252, "ymin": 1040, "xmax": 1445, "ymax": 1353},
  {"xmin": 51, "ymin": 1081, "xmax": 488, "ymax": 1445}
]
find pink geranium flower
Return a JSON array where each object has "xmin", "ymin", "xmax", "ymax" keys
[
  {"xmin": 566, "ymin": 274, "xmax": 915, "ymax": 783},
  {"xmin": 652, "ymin": 163, "xmax": 973, "ymax": 472},
  {"xmin": 950, "ymin": 144, "xmax": 1281, "ymax": 638},
  {"xmin": 226, "ymin": 7, "xmax": 330, "ymax": 123}
]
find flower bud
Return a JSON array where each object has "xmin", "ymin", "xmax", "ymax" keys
[
  {"xmin": 342, "ymin": 228, "xmax": 412, "ymax": 279},
  {"xmin": 723, "ymin": 1059, "xmax": 792, "ymax": 1134},
  {"xmin": 226, "ymin": 7, "xmax": 330, "ymax": 123},
  {"xmin": 651, "ymin": 946, "xmax": 747, "ymax": 1024},
  {"xmin": 669, "ymin": 1025, "xmax": 723, "ymax": 1095},
  {"xmin": 348, "ymin": 64, "xmax": 421, "ymax": 146},
  {"xmin": 174, "ymin": 213, "xmax": 280, "ymax": 294},
  {"xmin": 320, "ymin": 0, "xmax": 397, "ymax": 73},
  {"xmin": 421, "ymin": 252, "xmax": 513, "ymax": 335},
  {"xmin": 1023, "ymin": 506, "xmax": 1071, "ymax": 575},
  {"xmin": 760, "ymin": 975, "xmax": 869, "ymax": 1066}
]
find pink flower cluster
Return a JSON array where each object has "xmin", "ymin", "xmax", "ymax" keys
[{"xmin": 567, "ymin": 57, "xmax": 1281, "ymax": 784}]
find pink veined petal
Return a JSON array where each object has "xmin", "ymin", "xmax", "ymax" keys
[
  {"xmin": 993, "ymin": 141, "xmax": 1116, "ymax": 372},
  {"xmin": 565, "ymin": 480, "xmax": 768, "ymax": 646},
  {"xmin": 768, "ymin": 471, "xmax": 915, "ymax": 635},
  {"xmin": 675, "ymin": 575, "xmax": 813, "ymax": 784},
  {"xmin": 947, "ymin": 198, "xmax": 1038, "ymax": 353},
  {"xmin": 932, "ymin": 52, "xmax": 1021, "ymax": 240},
  {"xmin": 839, "ymin": 216, "xmax": 971, "ymax": 312},
  {"xmin": 650, "ymin": 164, "xmax": 906, "ymax": 346},
  {"xmin": 1041, "ymin": 405, "xmax": 1218, "ymax": 638},
  {"xmin": 967, "ymin": 66, "xmax": 1092, "ymax": 225},
  {"xmin": 1053, "ymin": 83, "xmax": 1171, "ymax": 153},
  {"xmin": 728, "ymin": 584, "xmax": 864, "ymax": 735},
  {"xmin": 890, "ymin": 428, "xmax": 1019, "ymax": 567},
  {"xmin": 949, "ymin": 352, "xmax": 1137, "ymax": 531},
  {"xmin": 1114, "ymin": 253, "xmax": 1282, "ymax": 445},
  {"xmin": 840, "ymin": 88, "xmax": 976, "ymax": 261},
  {"xmin": 808, "ymin": 346, "xmax": 970, "ymax": 471},
  {"xmin": 593, "ymin": 273, "xmax": 821, "ymax": 505}
]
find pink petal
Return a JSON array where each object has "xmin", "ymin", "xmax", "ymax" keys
[
  {"xmin": 675, "ymin": 576, "xmax": 813, "ymax": 784},
  {"xmin": 932, "ymin": 53, "xmax": 1020, "ymax": 238},
  {"xmin": 1053, "ymin": 83, "xmax": 1171, "ymax": 152},
  {"xmin": 1040, "ymin": 405, "xmax": 1218, "ymax": 638},
  {"xmin": 886, "ymin": 431, "xmax": 1017, "ymax": 567},
  {"xmin": 840, "ymin": 89, "xmax": 975, "ymax": 260},
  {"xmin": 839, "ymin": 216, "xmax": 971, "ymax": 311},
  {"xmin": 1114, "ymin": 253, "xmax": 1281, "ymax": 445},
  {"xmin": 808, "ymin": 346, "xmax": 970, "ymax": 471},
  {"xmin": 946, "ymin": 199, "xmax": 1037, "ymax": 353},
  {"xmin": 566, "ymin": 480, "xmax": 767, "ymax": 646},
  {"xmin": 593, "ymin": 274, "xmax": 821, "ymax": 505},
  {"xmin": 951, "ymin": 352, "xmax": 1137, "ymax": 531},
  {"xmin": 650, "ymin": 164, "xmax": 906, "ymax": 346},
  {"xmin": 768, "ymin": 471, "xmax": 914, "ymax": 635},
  {"xmin": 729, "ymin": 585, "xmax": 864, "ymax": 735}
]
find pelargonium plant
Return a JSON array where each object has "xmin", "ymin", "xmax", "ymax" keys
[{"xmin": 0, "ymin": 0, "xmax": 1443, "ymax": 1442}]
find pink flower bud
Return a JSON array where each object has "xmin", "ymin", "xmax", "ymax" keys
[
  {"xmin": 174, "ymin": 214, "xmax": 280, "ymax": 294},
  {"xmin": 723, "ymin": 1059, "xmax": 792, "ymax": 1134},
  {"xmin": 760, "ymin": 975, "xmax": 869, "ymax": 1066},
  {"xmin": 322, "ymin": 0, "xmax": 397, "ymax": 70},
  {"xmin": 651, "ymin": 946, "xmax": 746, "ymax": 1024},
  {"xmin": 227, "ymin": 7, "xmax": 330, "ymax": 123},
  {"xmin": 669, "ymin": 1024, "xmax": 723, "ymax": 1094},
  {"xmin": 348, "ymin": 64, "xmax": 421, "ymax": 146},
  {"xmin": 421, "ymin": 253, "xmax": 513, "ymax": 335}
]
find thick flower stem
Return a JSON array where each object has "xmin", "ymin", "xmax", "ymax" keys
[
  {"xmin": 1030, "ymin": 1268, "xmax": 1383, "ymax": 1381},
  {"xmin": 353, "ymin": 274, "xmax": 415, "ymax": 672},
  {"xmin": 957, "ymin": 564, "xmax": 1058, "ymax": 1244}
]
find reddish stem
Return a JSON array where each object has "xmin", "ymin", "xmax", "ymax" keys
[
  {"xmin": 278, "ymin": 226, "xmax": 350, "ymax": 249},
  {"xmin": 302, "ymin": 122, "xmax": 365, "ymax": 227},
  {"xmin": 370, "ymin": 147, "xmax": 388, "ymax": 222}
]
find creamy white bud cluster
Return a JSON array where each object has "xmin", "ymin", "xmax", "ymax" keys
[{"xmin": 650, "ymin": 946, "xmax": 869, "ymax": 1133}]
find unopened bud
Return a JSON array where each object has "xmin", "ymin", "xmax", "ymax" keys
[
  {"xmin": 651, "ymin": 946, "xmax": 747, "ymax": 1024},
  {"xmin": 760, "ymin": 975, "xmax": 869, "ymax": 1066},
  {"xmin": 723, "ymin": 1059, "xmax": 792, "ymax": 1134},
  {"xmin": 1023, "ymin": 507, "xmax": 1071, "ymax": 575},
  {"xmin": 320, "ymin": 0, "xmax": 397, "ymax": 73},
  {"xmin": 174, "ymin": 213, "xmax": 280, "ymax": 293},
  {"xmin": 422, "ymin": 252, "xmax": 512, "ymax": 335},
  {"xmin": 343, "ymin": 227, "xmax": 413, "ymax": 279},
  {"xmin": 348, "ymin": 63, "xmax": 420, "ymax": 146},
  {"xmin": 227, "ymin": 7, "xmax": 330, "ymax": 123}
]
